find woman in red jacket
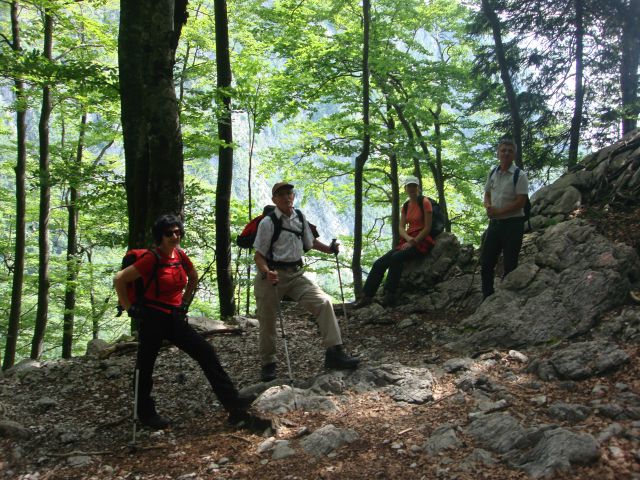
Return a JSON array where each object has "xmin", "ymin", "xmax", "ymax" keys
[{"xmin": 114, "ymin": 214, "xmax": 268, "ymax": 431}]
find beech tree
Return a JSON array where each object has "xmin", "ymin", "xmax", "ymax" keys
[
  {"xmin": 352, "ymin": 0, "xmax": 371, "ymax": 296},
  {"xmin": 3, "ymin": 1, "xmax": 27, "ymax": 370},
  {"xmin": 118, "ymin": 0, "xmax": 188, "ymax": 248},
  {"xmin": 213, "ymin": 0, "xmax": 235, "ymax": 317},
  {"xmin": 30, "ymin": 10, "xmax": 53, "ymax": 360}
]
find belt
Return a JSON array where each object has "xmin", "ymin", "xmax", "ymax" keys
[
  {"xmin": 490, "ymin": 217, "xmax": 523, "ymax": 225},
  {"xmin": 268, "ymin": 259, "xmax": 303, "ymax": 271}
]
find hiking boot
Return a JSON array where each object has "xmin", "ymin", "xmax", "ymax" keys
[
  {"xmin": 227, "ymin": 409, "xmax": 273, "ymax": 434},
  {"xmin": 139, "ymin": 413, "xmax": 171, "ymax": 430},
  {"xmin": 353, "ymin": 296, "xmax": 373, "ymax": 309},
  {"xmin": 261, "ymin": 362, "xmax": 277, "ymax": 382},
  {"xmin": 236, "ymin": 392, "xmax": 258, "ymax": 410},
  {"xmin": 324, "ymin": 345, "xmax": 359, "ymax": 370}
]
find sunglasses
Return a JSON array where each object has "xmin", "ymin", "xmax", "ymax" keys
[{"xmin": 163, "ymin": 228, "xmax": 183, "ymax": 238}]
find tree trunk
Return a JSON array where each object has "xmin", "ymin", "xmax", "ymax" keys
[
  {"xmin": 85, "ymin": 249, "xmax": 102, "ymax": 339},
  {"xmin": 245, "ymin": 110, "xmax": 257, "ymax": 316},
  {"xmin": 620, "ymin": 0, "xmax": 640, "ymax": 135},
  {"xmin": 31, "ymin": 11, "xmax": 53, "ymax": 360},
  {"xmin": 391, "ymin": 99, "xmax": 449, "ymax": 228},
  {"xmin": 568, "ymin": 0, "xmax": 584, "ymax": 168},
  {"xmin": 119, "ymin": 0, "xmax": 187, "ymax": 249},
  {"xmin": 384, "ymin": 102, "xmax": 400, "ymax": 247},
  {"xmin": 352, "ymin": 0, "xmax": 371, "ymax": 297},
  {"xmin": 431, "ymin": 105, "xmax": 450, "ymax": 231},
  {"xmin": 390, "ymin": 102, "xmax": 423, "ymax": 183},
  {"xmin": 390, "ymin": 102, "xmax": 425, "ymax": 181},
  {"xmin": 3, "ymin": 1, "xmax": 27, "ymax": 370},
  {"xmin": 481, "ymin": 0, "xmax": 524, "ymax": 168},
  {"xmin": 214, "ymin": 0, "xmax": 235, "ymax": 318},
  {"xmin": 62, "ymin": 112, "xmax": 86, "ymax": 359}
]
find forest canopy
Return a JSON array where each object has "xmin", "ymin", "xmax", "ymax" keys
[{"xmin": 0, "ymin": 0, "xmax": 638, "ymax": 367}]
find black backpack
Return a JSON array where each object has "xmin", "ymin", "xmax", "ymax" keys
[
  {"xmin": 402, "ymin": 195, "xmax": 446, "ymax": 238},
  {"xmin": 490, "ymin": 166, "xmax": 532, "ymax": 229},
  {"xmin": 236, "ymin": 205, "xmax": 319, "ymax": 257}
]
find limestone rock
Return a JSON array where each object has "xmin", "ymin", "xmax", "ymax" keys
[
  {"xmin": 299, "ymin": 424, "xmax": 358, "ymax": 457},
  {"xmin": 504, "ymin": 428, "xmax": 600, "ymax": 478}
]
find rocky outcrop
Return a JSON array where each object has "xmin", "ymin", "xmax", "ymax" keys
[
  {"xmin": 530, "ymin": 129, "xmax": 640, "ymax": 229},
  {"xmin": 370, "ymin": 129, "xmax": 640, "ymax": 318},
  {"xmin": 447, "ymin": 220, "xmax": 639, "ymax": 351},
  {"xmin": 357, "ymin": 130, "xmax": 640, "ymax": 354}
]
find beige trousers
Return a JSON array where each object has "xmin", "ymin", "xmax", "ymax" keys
[{"xmin": 254, "ymin": 268, "xmax": 342, "ymax": 365}]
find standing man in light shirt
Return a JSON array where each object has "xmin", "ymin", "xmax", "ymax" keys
[
  {"xmin": 253, "ymin": 181, "xmax": 359, "ymax": 382},
  {"xmin": 481, "ymin": 139, "xmax": 529, "ymax": 299}
]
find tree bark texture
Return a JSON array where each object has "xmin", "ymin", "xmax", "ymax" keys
[
  {"xmin": 3, "ymin": 1, "xmax": 27, "ymax": 370},
  {"xmin": 119, "ymin": 0, "xmax": 187, "ymax": 248},
  {"xmin": 620, "ymin": 0, "xmax": 640, "ymax": 135},
  {"xmin": 62, "ymin": 113, "xmax": 86, "ymax": 359},
  {"xmin": 31, "ymin": 11, "xmax": 53, "ymax": 360},
  {"xmin": 352, "ymin": 0, "xmax": 371, "ymax": 297},
  {"xmin": 214, "ymin": 0, "xmax": 235, "ymax": 317},
  {"xmin": 481, "ymin": 0, "xmax": 524, "ymax": 168},
  {"xmin": 568, "ymin": 0, "xmax": 584, "ymax": 168}
]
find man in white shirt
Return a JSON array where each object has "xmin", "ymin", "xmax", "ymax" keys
[
  {"xmin": 253, "ymin": 182, "xmax": 359, "ymax": 382},
  {"xmin": 481, "ymin": 139, "xmax": 529, "ymax": 299}
]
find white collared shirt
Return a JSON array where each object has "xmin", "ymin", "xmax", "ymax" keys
[
  {"xmin": 485, "ymin": 164, "xmax": 529, "ymax": 219},
  {"xmin": 253, "ymin": 207, "xmax": 315, "ymax": 262}
]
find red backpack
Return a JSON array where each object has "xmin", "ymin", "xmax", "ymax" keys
[
  {"xmin": 116, "ymin": 248, "xmax": 187, "ymax": 316},
  {"xmin": 236, "ymin": 205, "xmax": 319, "ymax": 255}
]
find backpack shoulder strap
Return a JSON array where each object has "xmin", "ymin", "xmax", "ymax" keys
[
  {"xmin": 268, "ymin": 211, "xmax": 282, "ymax": 259},
  {"xmin": 143, "ymin": 249, "xmax": 161, "ymax": 299},
  {"xmin": 513, "ymin": 167, "xmax": 520, "ymax": 188},
  {"xmin": 295, "ymin": 208, "xmax": 306, "ymax": 236},
  {"xmin": 175, "ymin": 248, "xmax": 189, "ymax": 270},
  {"xmin": 402, "ymin": 196, "xmax": 425, "ymax": 216}
]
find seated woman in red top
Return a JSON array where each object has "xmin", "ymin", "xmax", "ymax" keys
[
  {"xmin": 355, "ymin": 176, "xmax": 435, "ymax": 307},
  {"xmin": 114, "ymin": 214, "xmax": 269, "ymax": 431}
]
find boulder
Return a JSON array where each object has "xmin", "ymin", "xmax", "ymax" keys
[
  {"xmin": 299, "ymin": 424, "xmax": 358, "ymax": 457},
  {"xmin": 447, "ymin": 220, "xmax": 639, "ymax": 352},
  {"xmin": 504, "ymin": 428, "xmax": 600, "ymax": 478},
  {"xmin": 86, "ymin": 338, "xmax": 110, "ymax": 357}
]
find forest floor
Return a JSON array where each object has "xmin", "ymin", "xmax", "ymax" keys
[{"xmin": 1, "ymin": 205, "xmax": 639, "ymax": 480}]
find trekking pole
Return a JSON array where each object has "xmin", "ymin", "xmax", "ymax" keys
[
  {"xmin": 331, "ymin": 239, "xmax": 349, "ymax": 337},
  {"xmin": 274, "ymin": 283, "xmax": 298, "ymax": 410},
  {"xmin": 131, "ymin": 367, "xmax": 139, "ymax": 448}
]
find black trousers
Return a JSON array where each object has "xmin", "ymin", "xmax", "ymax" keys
[
  {"xmin": 480, "ymin": 218, "xmax": 524, "ymax": 298},
  {"xmin": 362, "ymin": 246, "xmax": 422, "ymax": 298},
  {"xmin": 135, "ymin": 308, "xmax": 240, "ymax": 419}
]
